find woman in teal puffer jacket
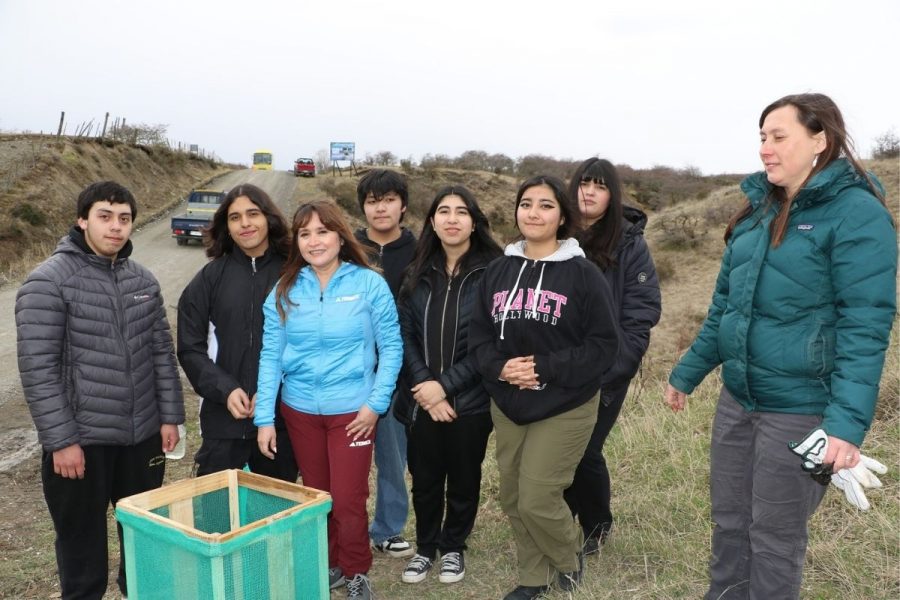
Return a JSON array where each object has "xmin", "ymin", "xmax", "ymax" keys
[{"xmin": 665, "ymin": 93, "xmax": 896, "ymax": 599}]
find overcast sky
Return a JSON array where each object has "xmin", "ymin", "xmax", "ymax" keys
[{"xmin": 1, "ymin": 0, "xmax": 897, "ymax": 174}]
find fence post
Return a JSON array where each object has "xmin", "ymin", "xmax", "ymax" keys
[
  {"xmin": 101, "ymin": 112, "xmax": 109, "ymax": 139},
  {"xmin": 57, "ymin": 111, "xmax": 65, "ymax": 138}
]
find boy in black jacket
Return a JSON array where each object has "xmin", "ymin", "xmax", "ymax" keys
[
  {"xmin": 353, "ymin": 169, "xmax": 417, "ymax": 558},
  {"xmin": 177, "ymin": 184, "xmax": 298, "ymax": 481}
]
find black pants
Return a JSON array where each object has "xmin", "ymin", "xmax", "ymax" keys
[
  {"xmin": 41, "ymin": 434, "xmax": 165, "ymax": 600},
  {"xmin": 406, "ymin": 409, "xmax": 492, "ymax": 560},
  {"xmin": 563, "ymin": 384, "xmax": 628, "ymax": 540},
  {"xmin": 194, "ymin": 429, "xmax": 299, "ymax": 481}
]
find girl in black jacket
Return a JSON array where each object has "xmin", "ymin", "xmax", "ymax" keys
[
  {"xmin": 564, "ymin": 158, "xmax": 661, "ymax": 553},
  {"xmin": 394, "ymin": 186, "xmax": 502, "ymax": 586},
  {"xmin": 469, "ymin": 176, "xmax": 620, "ymax": 599}
]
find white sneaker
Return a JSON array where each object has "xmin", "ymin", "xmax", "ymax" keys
[{"xmin": 372, "ymin": 535, "xmax": 414, "ymax": 558}]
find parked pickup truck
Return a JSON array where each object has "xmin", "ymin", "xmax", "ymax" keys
[
  {"xmin": 171, "ymin": 188, "xmax": 226, "ymax": 245},
  {"xmin": 293, "ymin": 157, "xmax": 316, "ymax": 177}
]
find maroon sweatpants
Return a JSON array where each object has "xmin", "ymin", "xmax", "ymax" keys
[{"xmin": 280, "ymin": 405, "xmax": 375, "ymax": 577}]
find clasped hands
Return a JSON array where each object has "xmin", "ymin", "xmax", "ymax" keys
[
  {"xmin": 412, "ymin": 380, "xmax": 456, "ymax": 422},
  {"xmin": 501, "ymin": 355, "xmax": 540, "ymax": 390}
]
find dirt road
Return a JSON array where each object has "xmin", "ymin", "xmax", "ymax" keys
[{"xmin": 0, "ymin": 169, "xmax": 318, "ymax": 472}]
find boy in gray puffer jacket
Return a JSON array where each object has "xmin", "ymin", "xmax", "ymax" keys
[{"xmin": 15, "ymin": 180, "xmax": 184, "ymax": 600}]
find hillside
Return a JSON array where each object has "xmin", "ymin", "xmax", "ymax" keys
[{"xmin": 0, "ymin": 135, "xmax": 231, "ymax": 283}]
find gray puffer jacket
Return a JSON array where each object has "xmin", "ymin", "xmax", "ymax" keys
[{"xmin": 15, "ymin": 229, "xmax": 184, "ymax": 452}]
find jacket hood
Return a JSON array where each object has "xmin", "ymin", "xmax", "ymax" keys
[
  {"xmin": 622, "ymin": 205, "xmax": 648, "ymax": 240},
  {"xmin": 499, "ymin": 238, "xmax": 584, "ymax": 339},
  {"xmin": 504, "ymin": 237, "xmax": 585, "ymax": 262},
  {"xmin": 740, "ymin": 158, "xmax": 884, "ymax": 209},
  {"xmin": 57, "ymin": 225, "xmax": 134, "ymax": 262}
]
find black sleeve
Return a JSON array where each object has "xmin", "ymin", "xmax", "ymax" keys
[
  {"xmin": 398, "ymin": 292, "xmax": 432, "ymax": 388},
  {"xmin": 469, "ymin": 273, "xmax": 509, "ymax": 383},
  {"xmin": 533, "ymin": 263, "xmax": 620, "ymax": 386},
  {"xmin": 603, "ymin": 236, "xmax": 662, "ymax": 386},
  {"xmin": 176, "ymin": 268, "xmax": 240, "ymax": 405}
]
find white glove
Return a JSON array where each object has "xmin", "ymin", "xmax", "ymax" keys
[
  {"xmin": 830, "ymin": 454, "xmax": 888, "ymax": 511},
  {"xmin": 788, "ymin": 428, "xmax": 829, "ymax": 471}
]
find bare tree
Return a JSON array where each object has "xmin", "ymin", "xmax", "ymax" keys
[
  {"xmin": 872, "ymin": 129, "xmax": 899, "ymax": 159},
  {"xmin": 314, "ymin": 148, "xmax": 332, "ymax": 171}
]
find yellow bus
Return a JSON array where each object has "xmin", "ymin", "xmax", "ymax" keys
[{"xmin": 252, "ymin": 149, "xmax": 273, "ymax": 170}]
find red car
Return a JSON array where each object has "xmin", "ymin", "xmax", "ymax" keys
[{"xmin": 293, "ymin": 158, "xmax": 316, "ymax": 177}]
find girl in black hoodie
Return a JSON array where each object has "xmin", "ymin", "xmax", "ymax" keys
[
  {"xmin": 394, "ymin": 186, "xmax": 503, "ymax": 586},
  {"xmin": 469, "ymin": 176, "xmax": 620, "ymax": 600}
]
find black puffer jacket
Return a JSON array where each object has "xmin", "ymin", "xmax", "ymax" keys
[
  {"xmin": 177, "ymin": 246, "xmax": 287, "ymax": 439},
  {"xmin": 15, "ymin": 228, "xmax": 184, "ymax": 452},
  {"xmin": 586, "ymin": 206, "xmax": 661, "ymax": 391},
  {"xmin": 394, "ymin": 262, "xmax": 491, "ymax": 426}
]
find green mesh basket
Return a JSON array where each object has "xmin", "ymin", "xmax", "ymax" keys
[{"xmin": 115, "ymin": 469, "xmax": 331, "ymax": 600}]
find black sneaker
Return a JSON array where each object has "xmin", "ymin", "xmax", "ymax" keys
[
  {"xmin": 401, "ymin": 554, "xmax": 433, "ymax": 583},
  {"xmin": 346, "ymin": 573, "xmax": 373, "ymax": 599},
  {"xmin": 372, "ymin": 535, "xmax": 415, "ymax": 558},
  {"xmin": 558, "ymin": 552, "xmax": 584, "ymax": 592},
  {"xmin": 503, "ymin": 585, "xmax": 550, "ymax": 600},
  {"xmin": 329, "ymin": 566, "xmax": 346, "ymax": 589},
  {"xmin": 438, "ymin": 551, "xmax": 465, "ymax": 583}
]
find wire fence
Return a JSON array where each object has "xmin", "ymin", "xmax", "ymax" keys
[{"xmin": 1, "ymin": 111, "xmax": 221, "ymax": 193}]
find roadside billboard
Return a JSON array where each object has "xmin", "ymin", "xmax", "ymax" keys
[{"xmin": 330, "ymin": 142, "xmax": 355, "ymax": 162}]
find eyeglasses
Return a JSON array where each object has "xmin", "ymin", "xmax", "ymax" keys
[{"xmin": 579, "ymin": 176, "xmax": 606, "ymax": 186}]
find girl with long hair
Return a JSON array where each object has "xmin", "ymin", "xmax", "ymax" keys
[
  {"xmin": 563, "ymin": 158, "xmax": 661, "ymax": 553},
  {"xmin": 393, "ymin": 186, "xmax": 502, "ymax": 585},
  {"xmin": 469, "ymin": 176, "xmax": 620, "ymax": 599}
]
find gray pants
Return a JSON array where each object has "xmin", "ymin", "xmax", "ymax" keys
[{"xmin": 707, "ymin": 388, "xmax": 827, "ymax": 600}]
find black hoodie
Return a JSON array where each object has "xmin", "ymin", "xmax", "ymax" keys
[{"xmin": 468, "ymin": 239, "xmax": 620, "ymax": 424}]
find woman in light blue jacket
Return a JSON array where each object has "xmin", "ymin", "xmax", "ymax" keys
[{"xmin": 256, "ymin": 200, "xmax": 402, "ymax": 600}]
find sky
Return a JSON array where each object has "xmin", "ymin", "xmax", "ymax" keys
[{"xmin": 1, "ymin": 0, "xmax": 897, "ymax": 175}]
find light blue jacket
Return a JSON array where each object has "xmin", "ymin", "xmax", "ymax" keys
[{"xmin": 254, "ymin": 262, "xmax": 402, "ymax": 425}]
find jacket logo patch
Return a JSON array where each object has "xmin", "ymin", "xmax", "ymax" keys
[
  {"xmin": 133, "ymin": 294, "xmax": 152, "ymax": 301},
  {"xmin": 335, "ymin": 295, "xmax": 360, "ymax": 303},
  {"xmin": 797, "ymin": 224, "xmax": 814, "ymax": 231},
  {"xmin": 637, "ymin": 272, "xmax": 648, "ymax": 283}
]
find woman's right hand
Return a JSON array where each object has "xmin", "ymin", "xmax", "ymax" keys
[
  {"xmin": 665, "ymin": 384, "xmax": 688, "ymax": 412},
  {"xmin": 257, "ymin": 425, "xmax": 277, "ymax": 459}
]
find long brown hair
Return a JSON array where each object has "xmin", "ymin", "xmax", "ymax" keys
[
  {"xmin": 725, "ymin": 93, "xmax": 886, "ymax": 246},
  {"xmin": 274, "ymin": 200, "xmax": 374, "ymax": 321}
]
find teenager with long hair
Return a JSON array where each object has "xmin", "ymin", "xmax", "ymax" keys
[
  {"xmin": 563, "ymin": 159, "xmax": 661, "ymax": 553},
  {"xmin": 178, "ymin": 184, "xmax": 298, "ymax": 481},
  {"xmin": 469, "ymin": 176, "xmax": 620, "ymax": 599},
  {"xmin": 393, "ymin": 186, "xmax": 502, "ymax": 585}
]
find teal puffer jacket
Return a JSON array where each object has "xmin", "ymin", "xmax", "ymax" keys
[{"xmin": 670, "ymin": 159, "xmax": 896, "ymax": 446}]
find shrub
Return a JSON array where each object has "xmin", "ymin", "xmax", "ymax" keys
[
  {"xmin": 12, "ymin": 203, "xmax": 47, "ymax": 227},
  {"xmin": 657, "ymin": 213, "xmax": 708, "ymax": 249}
]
